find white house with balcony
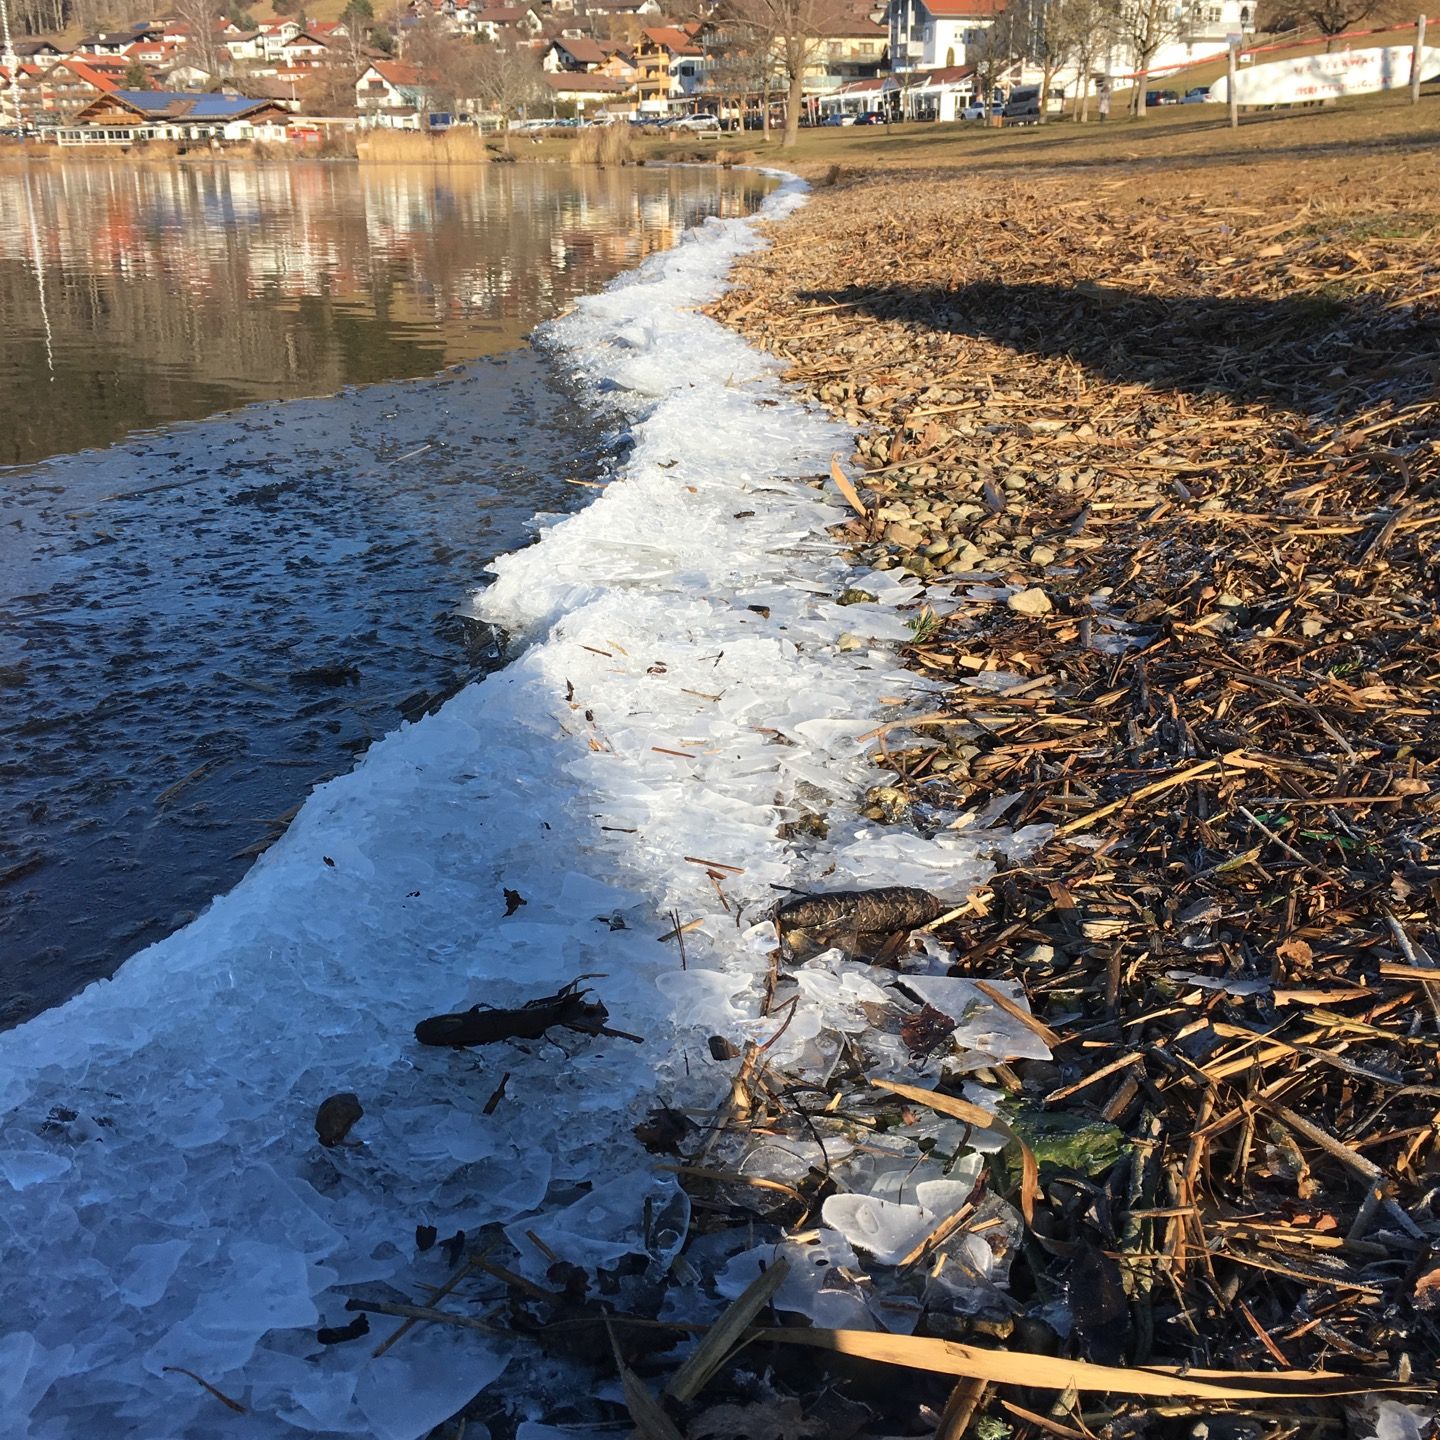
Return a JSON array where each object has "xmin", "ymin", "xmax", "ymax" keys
[
  {"xmin": 1142, "ymin": 0, "xmax": 1256, "ymax": 77},
  {"xmin": 887, "ymin": 0, "xmax": 1005, "ymax": 74}
]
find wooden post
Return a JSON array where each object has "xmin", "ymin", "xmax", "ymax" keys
[
  {"xmin": 1412, "ymin": 15, "xmax": 1428, "ymax": 104},
  {"xmin": 1228, "ymin": 39, "xmax": 1239, "ymax": 128}
]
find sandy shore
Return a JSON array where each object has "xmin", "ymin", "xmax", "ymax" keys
[{"xmin": 705, "ymin": 151, "xmax": 1440, "ymax": 1425}]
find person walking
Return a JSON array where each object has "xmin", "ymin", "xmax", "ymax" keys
[{"xmin": 1098, "ymin": 85, "xmax": 1111, "ymax": 122}]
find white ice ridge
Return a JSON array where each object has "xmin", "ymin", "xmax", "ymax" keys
[{"xmin": 0, "ymin": 174, "xmax": 1047, "ymax": 1438}]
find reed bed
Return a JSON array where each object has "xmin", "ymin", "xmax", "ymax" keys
[
  {"xmin": 357, "ymin": 128, "xmax": 490, "ymax": 165},
  {"xmin": 570, "ymin": 122, "xmax": 635, "ymax": 168}
]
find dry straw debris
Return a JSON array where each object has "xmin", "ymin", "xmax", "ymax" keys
[{"xmin": 701, "ymin": 159, "xmax": 1440, "ymax": 1431}]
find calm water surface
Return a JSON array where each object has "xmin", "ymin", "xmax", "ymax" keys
[{"xmin": 0, "ymin": 161, "xmax": 774, "ymax": 1024}]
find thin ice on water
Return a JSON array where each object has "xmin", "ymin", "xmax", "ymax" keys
[{"xmin": 0, "ymin": 176, "xmax": 1045, "ymax": 1437}]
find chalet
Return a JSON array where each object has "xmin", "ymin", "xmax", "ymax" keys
[
  {"xmin": 279, "ymin": 31, "xmax": 337, "ymax": 68},
  {"xmin": 599, "ymin": 43, "xmax": 639, "ymax": 83},
  {"xmin": 75, "ymin": 31, "xmax": 148, "ymax": 56},
  {"xmin": 634, "ymin": 24, "xmax": 704, "ymax": 105},
  {"xmin": 12, "ymin": 39, "xmax": 63, "ymax": 61},
  {"xmin": 60, "ymin": 87, "xmax": 291, "ymax": 143},
  {"xmin": 355, "ymin": 60, "xmax": 426, "ymax": 118},
  {"xmin": 162, "ymin": 18, "xmax": 242, "ymax": 46},
  {"xmin": 543, "ymin": 36, "xmax": 608, "ymax": 73},
  {"xmin": 72, "ymin": 88, "xmax": 289, "ymax": 128},
  {"xmin": 224, "ymin": 31, "xmax": 267, "ymax": 62},
  {"xmin": 159, "ymin": 61, "xmax": 219, "ymax": 90},
  {"xmin": 125, "ymin": 37, "xmax": 182, "ymax": 67},
  {"xmin": 470, "ymin": 5, "xmax": 544, "ymax": 39},
  {"xmin": 229, "ymin": 76, "xmax": 306, "ymax": 112},
  {"xmin": 19, "ymin": 57, "xmax": 120, "ymax": 124},
  {"xmin": 542, "ymin": 69, "xmax": 627, "ymax": 111},
  {"xmin": 257, "ymin": 21, "xmax": 303, "ymax": 59}
]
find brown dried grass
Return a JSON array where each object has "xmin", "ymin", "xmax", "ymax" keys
[
  {"xmin": 570, "ymin": 122, "xmax": 634, "ymax": 168},
  {"xmin": 357, "ymin": 128, "xmax": 490, "ymax": 166}
]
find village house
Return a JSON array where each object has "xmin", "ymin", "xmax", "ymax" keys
[
  {"xmin": 61, "ymin": 87, "xmax": 292, "ymax": 143},
  {"xmin": 257, "ymin": 20, "xmax": 304, "ymax": 60},
  {"xmin": 471, "ymin": 5, "xmax": 546, "ymax": 39},
  {"xmin": 18, "ymin": 56, "xmax": 120, "ymax": 125},
  {"xmin": 124, "ymin": 37, "xmax": 181, "ymax": 68},
  {"xmin": 279, "ymin": 30, "xmax": 339, "ymax": 70},
  {"xmin": 598, "ymin": 42, "xmax": 639, "ymax": 83},
  {"xmin": 161, "ymin": 59, "xmax": 221, "ymax": 89},
  {"xmin": 355, "ymin": 59, "xmax": 426, "ymax": 120},
  {"xmin": 633, "ymin": 23, "xmax": 704, "ymax": 108},
  {"xmin": 805, "ymin": 10, "xmax": 889, "ymax": 92},
  {"xmin": 543, "ymin": 34, "xmax": 609, "ymax": 73},
  {"xmin": 224, "ymin": 31, "xmax": 267, "ymax": 63},
  {"xmin": 75, "ymin": 30, "xmax": 150, "ymax": 57},
  {"xmin": 542, "ymin": 68, "xmax": 627, "ymax": 112},
  {"xmin": 0, "ymin": 63, "xmax": 44, "ymax": 125},
  {"xmin": 887, "ymin": 0, "xmax": 1002, "ymax": 74},
  {"xmin": 584, "ymin": 0, "xmax": 662, "ymax": 17},
  {"xmin": 1127, "ymin": 0, "xmax": 1256, "ymax": 75},
  {"xmin": 11, "ymin": 38, "xmax": 62, "ymax": 62}
]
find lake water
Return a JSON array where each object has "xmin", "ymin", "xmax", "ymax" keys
[{"xmin": 0, "ymin": 160, "xmax": 774, "ymax": 1024}]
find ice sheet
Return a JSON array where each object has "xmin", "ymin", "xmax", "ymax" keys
[{"xmin": 0, "ymin": 174, "xmax": 1042, "ymax": 1437}]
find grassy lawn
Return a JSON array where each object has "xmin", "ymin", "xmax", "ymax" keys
[{"xmin": 592, "ymin": 82, "xmax": 1440, "ymax": 206}]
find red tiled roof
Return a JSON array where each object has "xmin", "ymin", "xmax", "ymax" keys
[
  {"xmin": 553, "ymin": 35, "xmax": 607, "ymax": 64},
  {"xmin": 917, "ymin": 0, "xmax": 1007, "ymax": 16},
  {"xmin": 640, "ymin": 26, "xmax": 700, "ymax": 55},
  {"xmin": 57, "ymin": 59, "xmax": 121, "ymax": 91},
  {"xmin": 916, "ymin": 63, "xmax": 976, "ymax": 84},
  {"xmin": 370, "ymin": 60, "xmax": 422, "ymax": 88}
]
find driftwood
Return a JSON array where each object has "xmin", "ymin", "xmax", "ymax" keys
[
  {"xmin": 773, "ymin": 885, "xmax": 944, "ymax": 960},
  {"xmin": 414, "ymin": 978, "xmax": 643, "ymax": 1048}
]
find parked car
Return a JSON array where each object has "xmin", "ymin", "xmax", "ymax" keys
[
  {"xmin": 960, "ymin": 99, "xmax": 1001, "ymax": 120},
  {"xmin": 822, "ymin": 112, "xmax": 856, "ymax": 126},
  {"xmin": 854, "ymin": 110, "xmax": 887, "ymax": 125},
  {"xmin": 1002, "ymin": 85, "xmax": 1042, "ymax": 121},
  {"xmin": 1181, "ymin": 86, "xmax": 1211, "ymax": 103},
  {"xmin": 667, "ymin": 112, "xmax": 722, "ymax": 132},
  {"xmin": 1145, "ymin": 89, "xmax": 1180, "ymax": 106}
]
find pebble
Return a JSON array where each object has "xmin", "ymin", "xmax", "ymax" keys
[{"xmin": 1007, "ymin": 587, "xmax": 1053, "ymax": 616}]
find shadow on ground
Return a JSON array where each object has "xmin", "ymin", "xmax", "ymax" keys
[{"xmin": 798, "ymin": 280, "xmax": 1440, "ymax": 417}]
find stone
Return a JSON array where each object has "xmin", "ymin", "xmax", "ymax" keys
[
  {"xmin": 1007, "ymin": 587, "xmax": 1053, "ymax": 616},
  {"xmin": 315, "ymin": 1093, "xmax": 364, "ymax": 1148}
]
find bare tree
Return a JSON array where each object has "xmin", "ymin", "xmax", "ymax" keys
[
  {"xmin": 172, "ymin": 0, "xmax": 225, "ymax": 76},
  {"xmin": 704, "ymin": 4, "xmax": 781, "ymax": 137},
  {"xmin": 1111, "ymin": 0, "xmax": 1194, "ymax": 116},
  {"xmin": 1049, "ymin": 0, "xmax": 1113, "ymax": 119},
  {"xmin": 1299, "ymin": 0, "xmax": 1382, "ymax": 45},
  {"xmin": 722, "ymin": 0, "xmax": 852, "ymax": 146},
  {"xmin": 470, "ymin": 34, "xmax": 545, "ymax": 144}
]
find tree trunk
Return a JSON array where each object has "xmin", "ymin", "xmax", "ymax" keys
[
  {"xmin": 1133, "ymin": 68, "xmax": 1148, "ymax": 117},
  {"xmin": 1077, "ymin": 71, "xmax": 1090, "ymax": 122},
  {"xmin": 1040, "ymin": 63, "xmax": 1055, "ymax": 122},
  {"xmin": 782, "ymin": 66, "xmax": 801, "ymax": 147},
  {"xmin": 762, "ymin": 74, "xmax": 770, "ymax": 141}
]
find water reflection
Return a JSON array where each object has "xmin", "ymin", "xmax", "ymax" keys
[
  {"xmin": 0, "ymin": 162, "xmax": 774, "ymax": 467},
  {"xmin": 0, "ymin": 161, "xmax": 773, "ymax": 1024}
]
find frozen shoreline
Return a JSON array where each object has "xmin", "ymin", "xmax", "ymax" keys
[{"xmin": 0, "ymin": 173, "xmax": 1044, "ymax": 1437}]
